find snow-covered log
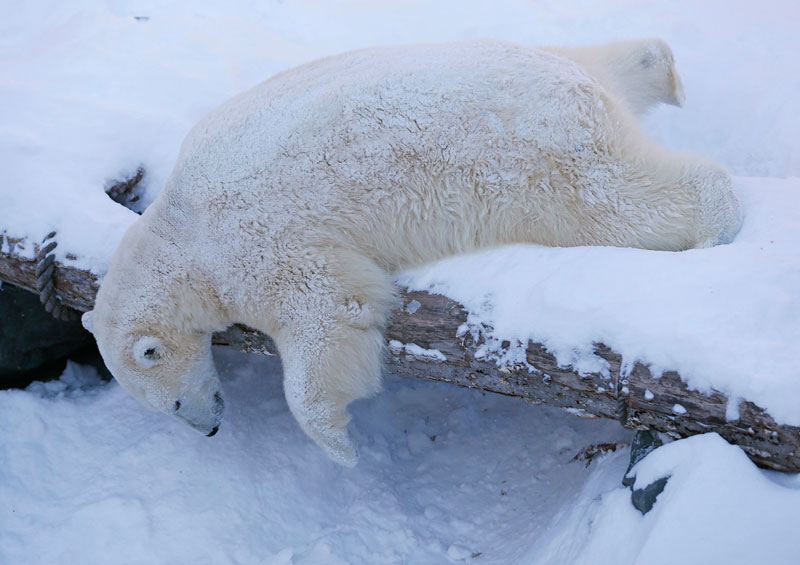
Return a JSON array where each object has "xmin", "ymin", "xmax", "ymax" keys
[{"xmin": 2, "ymin": 236, "xmax": 799, "ymax": 472}]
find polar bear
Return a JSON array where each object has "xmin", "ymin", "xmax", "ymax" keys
[{"xmin": 82, "ymin": 39, "xmax": 741, "ymax": 465}]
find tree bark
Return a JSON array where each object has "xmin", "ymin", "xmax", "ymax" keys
[{"xmin": 3, "ymin": 235, "xmax": 798, "ymax": 472}]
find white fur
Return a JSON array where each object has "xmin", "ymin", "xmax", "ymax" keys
[
  {"xmin": 544, "ymin": 38, "xmax": 685, "ymax": 115},
  {"xmin": 86, "ymin": 40, "xmax": 741, "ymax": 465}
]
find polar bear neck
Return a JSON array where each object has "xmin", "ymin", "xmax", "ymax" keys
[{"xmin": 104, "ymin": 205, "xmax": 233, "ymax": 335}]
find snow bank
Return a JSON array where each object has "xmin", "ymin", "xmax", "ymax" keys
[
  {"xmin": 561, "ymin": 433, "xmax": 800, "ymax": 565},
  {"xmin": 399, "ymin": 176, "xmax": 800, "ymax": 426}
]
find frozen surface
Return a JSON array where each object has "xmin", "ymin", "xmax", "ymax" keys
[{"xmin": 2, "ymin": 0, "xmax": 800, "ymax": 563}]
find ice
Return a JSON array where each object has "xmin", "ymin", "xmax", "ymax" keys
[{"xmin": 390, "ymin": 340, "xmax": 447, "ymax": 361}]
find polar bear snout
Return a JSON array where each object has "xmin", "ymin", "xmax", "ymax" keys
[{"xmin": 174, "ymin": 387, "xmax": 225, "ymax": 437}]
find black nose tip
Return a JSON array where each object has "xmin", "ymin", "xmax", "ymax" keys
[{"xmin": 207, "ymin": 426, "xmax": 219, "ymax": 437}]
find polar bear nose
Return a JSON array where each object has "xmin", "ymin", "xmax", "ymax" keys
[{"xmin": 171, "ymin": 388, "xmax": 225, "ymax": 436}]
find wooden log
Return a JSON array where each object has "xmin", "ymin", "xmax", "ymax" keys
[
  {"xmin": 2, "ymin": 236, "xmax": 799, "ymax": 471},
  {"xmin": 0, "ymin": 235, "xmax": 99, "ymax": 312}
]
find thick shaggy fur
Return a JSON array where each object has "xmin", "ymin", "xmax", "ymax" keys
[{"xmin": 84, "ymin": 40, "xmax": 741, "ymax": 465}]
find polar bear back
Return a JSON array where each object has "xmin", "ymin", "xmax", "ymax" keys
[
  {"xmin": 179, "ymin": 40, "xmax": 601, "ymax": 181},
  {"xmin": 165, "ymin": 41, "xmax": 648, "ymax": 268},
  {"xmin": 155, "ymin": 38, "xmax": 736, "ymax": 280}
]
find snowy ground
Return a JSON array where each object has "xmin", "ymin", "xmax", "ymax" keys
[
  {"xmin": 1, "ymin": 353, "xmax": 631, "ymax": 564},
  {"xmin": 4, "ymin": 354, "xmax": 800, "ymax": 564},
  {"xmin": 2, "ymin": 1, "xmax": 800, "ymax": 564}
]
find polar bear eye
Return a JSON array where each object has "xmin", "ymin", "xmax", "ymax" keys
[{"xmin": 133, "ymin": 336, "xmax": 165, "ymax": 368}]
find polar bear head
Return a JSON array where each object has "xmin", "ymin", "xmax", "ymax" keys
[{"xmin": 82, "ymin": 217, "xmax": 226, "ymax": 436}]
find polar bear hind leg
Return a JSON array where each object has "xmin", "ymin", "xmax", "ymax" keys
[
  {"xmin": 268, "ymin": 248, "xmax": 395, "ymax": 465},
  {"xmin": 545, "ymin": 38, "xmax": 685, "ymax": 116}
]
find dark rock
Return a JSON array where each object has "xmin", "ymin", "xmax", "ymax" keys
[
  {"xmin": 622, "ymin": 429, "xmax": 664, "ymax": 486},
  {"xmin": 0, "ymin": 283, "xmax": 94, "ymax": 388},
  {"xmin": 630, "ymin": 476, "xmax": 669, "ymax": 515},
  {"xmin": 623, "ymin": 429, "xmax": 669, "ymax": 514}
]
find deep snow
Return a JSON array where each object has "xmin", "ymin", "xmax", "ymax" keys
[{"xmin": 2, "ymin": 0, "xmax": 800, "ymax": 563}]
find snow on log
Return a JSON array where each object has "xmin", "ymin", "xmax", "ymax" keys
[{"xmin": 2, "ymin": 235, "xmax": 799, "ymax": 472}]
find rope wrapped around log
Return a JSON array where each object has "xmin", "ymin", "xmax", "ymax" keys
[{"xmin": 35, "ymin": 232, "xmax": 80, "ymax": 322}]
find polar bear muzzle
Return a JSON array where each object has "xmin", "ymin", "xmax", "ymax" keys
[
  {"xmin": 174, "ymin": 388, "xmax": 225, "ymax": 437},
  {"xmin": 82, "ymin": 309, "xmax": 226, "ymax": 437}
]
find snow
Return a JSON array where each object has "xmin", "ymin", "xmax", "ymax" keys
[
  {"xmin": 405, "ymin": 300, "xmax": 422, "ymax": 315},
  {"xmin": 7, "ymin": 359, "xmax": 799, "ymax": 562},
  {"xmin": 1, "ymin": 353, "xmax": 633, "ymax": 563},
  {"xmin": 2, "ymin": 0, "xmax": 800, "ymax": 563},
  {"xmin": 390, "ymin": 340, "xmax": 447, "ymax": 362},
  {"xmin": 531, "ymin": 433, "xmax": 800, "ymax": 565}
]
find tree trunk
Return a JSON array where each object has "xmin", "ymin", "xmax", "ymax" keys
[{"xmin": 3, "ymin": 235, "xmax": 798, "ymax": 472}]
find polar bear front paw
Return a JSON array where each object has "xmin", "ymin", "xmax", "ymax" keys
[
  {"xmin": 317, "ymin": 426, "xmax": 359, "ymax": 467},
  {"xmin": 283, "ymin": 374, "xmax": 361, "ymax": 466}
]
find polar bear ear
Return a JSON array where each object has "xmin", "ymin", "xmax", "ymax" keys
[
  {"xmin": 81, "ymin": 311, "xmax": 95, "ymax": 335},
  {"xmin": 133, "ymin": 336, "xmax": 165, "ymax": 369}
]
